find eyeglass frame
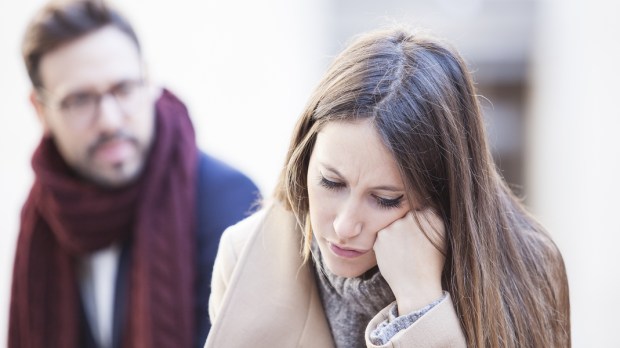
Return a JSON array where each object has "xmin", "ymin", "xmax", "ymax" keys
[{"xmin": 35, "ymin": 78, "xmax": 148, "ymax": 130}]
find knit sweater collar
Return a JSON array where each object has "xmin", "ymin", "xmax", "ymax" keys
[{"xmin": 312, "ymin": 240, "xmax": 395, "ymax": 347}]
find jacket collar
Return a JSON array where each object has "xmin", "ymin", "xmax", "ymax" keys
[{"xmin": 207, "ymin": 204, "xmax": 335, "ymax": 347}]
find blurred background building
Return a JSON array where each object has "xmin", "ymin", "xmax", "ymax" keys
[{"xmin": 1, "ymin": 0, "xmax": 618, "ymax": 346}]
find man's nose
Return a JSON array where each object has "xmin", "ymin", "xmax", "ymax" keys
[
  {"xmin": 95, "ymin": 94, "xmax": 124, "ymax": 130},
  {"xmin": 333, "ymin": 198, "xmax": 363, "ymax": 240}
]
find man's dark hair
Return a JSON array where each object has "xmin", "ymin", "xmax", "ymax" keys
[{"xmin": 22, "ymin": 0, "xmax": 141, "ymax": 88}]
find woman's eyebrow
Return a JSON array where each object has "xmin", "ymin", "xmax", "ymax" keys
[
  {"xmin": 320, "ymin": 163, "xmax": 344, "ymax": 178},
  {"xmin": 370, "ymin": 185, "xmax": 404, "ymax": 193}
]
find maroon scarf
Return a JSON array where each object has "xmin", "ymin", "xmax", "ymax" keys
[{"xmin": 9, "ymin": 89, "xmax": 197, "ymax": 348}]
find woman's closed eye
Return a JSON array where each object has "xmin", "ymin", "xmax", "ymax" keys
[
  {"xmin": 319, "ymin": 176, "xmax": 345, "ymax": 190},
  {"xmin": 373, "ymin": 194, "xmax": 403, "ymax": 209},
  {"xmin": 319, "ymin": 175, "xmax": 404, "ymax": 209}
]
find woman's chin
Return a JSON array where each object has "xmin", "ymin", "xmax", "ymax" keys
[{"xmin": 323, "ymin": 259, "xmax": 375, "ymax": 279}]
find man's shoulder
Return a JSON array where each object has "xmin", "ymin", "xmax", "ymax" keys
[
  {"xmin": 197, "ymin": 151, "xmax": 251, "ymax": 181},
  {"xmin": 196, "ymin": 151, "xmax": 259, "ymax": 196},
  {"xmin": 195, "ymin": 151, "xmax": 260, "ymax": 233},
  {"xmin": 219, "ymin": 203, "xmax": 294, "ymax": 257}
]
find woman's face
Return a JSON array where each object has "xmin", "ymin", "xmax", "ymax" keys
[{"xmin": 307, "ymin": 119, "xmax": 412, "ymax": 278}]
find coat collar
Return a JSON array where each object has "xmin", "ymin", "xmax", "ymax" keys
[{"xmin": 207, "ymin": 204, "xmax": 335, "ymax": 347}]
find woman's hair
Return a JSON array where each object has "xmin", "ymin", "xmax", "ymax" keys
[
  {"xmin": 22, "ymin": 0, "xmax": 140, "ymax": 88},
  {"xmin": 275, "ymin": 27, "xmax": 570, "ymax": 347}
]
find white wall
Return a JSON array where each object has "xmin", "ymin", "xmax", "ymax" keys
[
  {"xmin": 0, "ymin": 0, "xmax": 49, "ymax": 345},
  {"xmin": 113, "ymin": 0, "xmax": 330, "ymax": 198},
  {"xmin": 0, "ymin": 0, "xmax": 328, "ymax": 344},
  {"xmin": 528, "ymin": 0, "xmax": 620, "ymax": 346}
]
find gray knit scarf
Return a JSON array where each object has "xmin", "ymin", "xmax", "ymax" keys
[
  {"xmin": 312, "ymin": 241, "xmax": 395, "ymax": 348},
  {"xmin": 311, "ymin": 240, "xmax": 444, "ymax": 347}
]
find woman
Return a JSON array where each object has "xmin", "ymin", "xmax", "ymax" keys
[{"xmin": 205, "ymin": 27, "xmax": 570, "ymax": 347}]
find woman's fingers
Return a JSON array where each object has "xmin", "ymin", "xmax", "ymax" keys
[{"xmin": 373, "ymin": 209, "xmax": 446, "ymax": 314}]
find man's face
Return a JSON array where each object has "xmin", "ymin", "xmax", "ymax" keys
[{"xmin": 34, "ymin": 25, "xmax": 157, "ymax": 187}]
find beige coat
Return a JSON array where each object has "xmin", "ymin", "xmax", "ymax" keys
[{"xmin": 205, "ymin": 203, "xmax": 467, "ymax": 348}]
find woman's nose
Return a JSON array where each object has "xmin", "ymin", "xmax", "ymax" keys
[{"xmin": 333, "ymin": 199, "xmax": 363, "ymax": 240}]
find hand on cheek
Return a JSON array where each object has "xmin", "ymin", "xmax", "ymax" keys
[{"xmin": 373, "ymin": 209, "xmax": 446, "ymax": 316}]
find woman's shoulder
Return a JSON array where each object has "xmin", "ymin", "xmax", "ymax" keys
[
  {"xmin": 219, "ymin": 206, "xmax": 267, "ymax": 252},
  {"xmin": 219, "ymin": 201, "xmax": 294, "ymax": 256}
]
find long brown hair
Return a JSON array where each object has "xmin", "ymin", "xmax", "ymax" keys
[{"xmin": 275, "ymin": 27, "xmax": 570, "ymax": 347}]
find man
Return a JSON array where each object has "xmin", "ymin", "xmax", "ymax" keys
[{"xmin": 8, "ymin": 1, "xmax": 259, "ymax": 347}]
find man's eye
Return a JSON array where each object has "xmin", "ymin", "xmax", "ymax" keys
[
  {"xmin": 61, "ymin": 93, "xmax": 95, "ymax": 110},
  {"xmin": 319, "ymin": 177, "xmax": 345, "ymax": 190},
  {"xmin": 112, "ymin": 82, "xmax": 134, "ymax": 97}
]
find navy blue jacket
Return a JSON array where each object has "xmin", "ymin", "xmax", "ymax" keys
[{"xmin": 80, "ymin": 152, "xmax": 260, "ymax": 348}]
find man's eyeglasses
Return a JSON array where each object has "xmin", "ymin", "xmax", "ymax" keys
[{"xmin": 37, "ymin": 79, "xmax": 147, "ymax": 129}]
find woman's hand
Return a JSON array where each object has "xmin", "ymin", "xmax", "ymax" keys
[{"xmin": 373, "ymin": 209, "xmax": 446, "ymax": 316}]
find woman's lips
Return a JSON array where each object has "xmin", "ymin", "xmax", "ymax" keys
[{"xmin": 328, "ymin": 242, "xmax": 369, "ymax": 259}]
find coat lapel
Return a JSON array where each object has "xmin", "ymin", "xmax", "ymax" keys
[{"xmin": 207, "ymin": 205, "xmax": 335, "ymax": 348}]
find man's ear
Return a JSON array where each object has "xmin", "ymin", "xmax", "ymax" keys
[
  {"xmin": 140, "ymin": 60, "xmax": 161, "ymax": 101},
  {"xmin": 30, "ymin": 89, "xmax": 51, "ymax": 135}
]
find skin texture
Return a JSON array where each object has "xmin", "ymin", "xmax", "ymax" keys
[
  {"xmin": 31, "ymin": 25, "xmax": 158, "ymax": 188},
  {"xmin": 307, "ymin": 119, "xmax": 445, "ymax": 314}
]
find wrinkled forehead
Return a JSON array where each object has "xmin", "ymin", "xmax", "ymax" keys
[
  {"xmin": 39, "ymin": 26, "xmax": 142, "ymax": 95},
  {"xmin": 312, "ymin": 120, "xmax": 404, "ymax": 185}
]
